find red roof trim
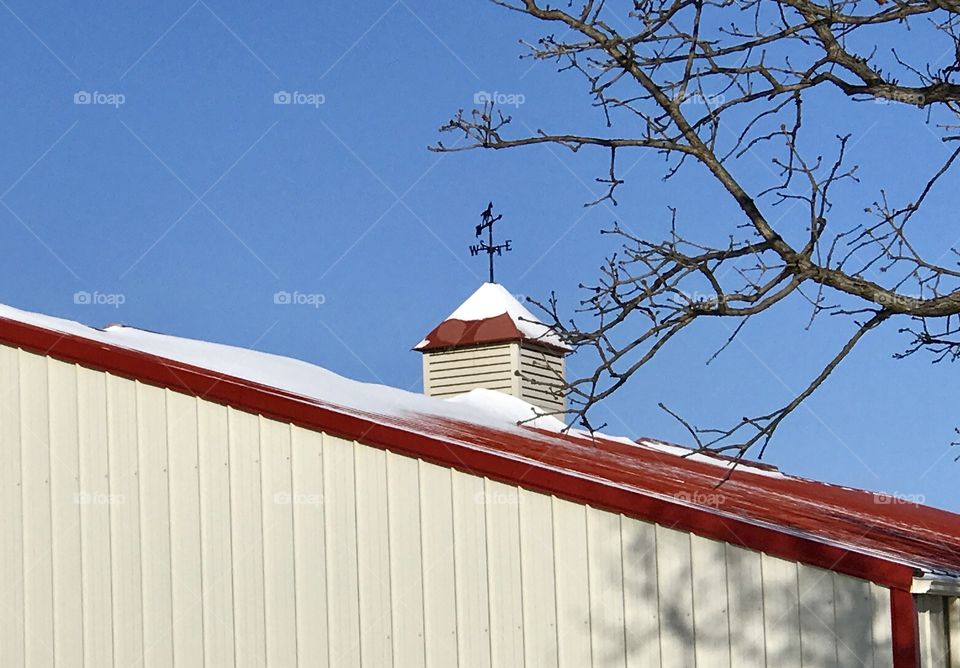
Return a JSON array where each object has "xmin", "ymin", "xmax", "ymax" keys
[
  {"xmin": 0, "ymin": 315, "xmax": 917, "ymax": 590},
  {"xmin": 890, "ymin": 588, "xmax": 920, "ymax": 667},
  {"xmin": 416, "ymin": 313, "xmax": 570, "ymax": 354}
]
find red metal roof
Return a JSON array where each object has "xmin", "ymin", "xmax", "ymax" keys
[
  {"xmin": 1, "ymin": 312, "xmax": 958, "ymax": 590},
  {"xmin": 414, "ymin": 282, "xmax": 572, "ymax": 353},
  {"xmin": 416, "ymin": 312, "xmax": 569, "ymax": 352}
]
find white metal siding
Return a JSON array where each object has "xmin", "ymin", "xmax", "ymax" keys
[
  {"xmin": 0, "ymin": 344, "xmax": 897, "ymax": 667},
  {"xmin": 423, "ymin": 344, "xmax": 515, "ymax": 398},
  {"xmin": 918, "ymin": 594, "xmax": 956, "ymax": 667},
  {"xmin": 423, "ymin": 343, "xmax": 566, "ymax": 414},
  {"xmin": 518, "ymin": 345, "xmax": 565, "ymax": 413},
  {"xmin": 951, "ymin": 597, "xmax": 960, "ymax": 668}
]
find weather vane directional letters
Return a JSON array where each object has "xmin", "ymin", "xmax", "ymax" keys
[{"xmin": 470, "ymin": 202, "xmax": 512, "ymax": 283}]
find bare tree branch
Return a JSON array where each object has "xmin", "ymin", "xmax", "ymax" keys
[{"xmin": 435, "ymin": 0, "xmax": 960, "ymax": 459}]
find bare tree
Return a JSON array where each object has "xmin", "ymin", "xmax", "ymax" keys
[{"xmin": 433, "ymin": 0, "xmax": 960, "ymax": 458}]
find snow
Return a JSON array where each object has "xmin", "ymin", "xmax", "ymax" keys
[
  {"xmin": 0, "ymin": 302, "xmax": 570, "ymax": 441},
  {"xmin": 0, "ymin": 301, "xmax": 784, "ymax": 481},
  {"xmin": 415, "ymin": 282, "xmax": 571, "ymax": 351},
  {"xmin": 444, "ymin": 388, "xmax": 568, "ymax": 431}
]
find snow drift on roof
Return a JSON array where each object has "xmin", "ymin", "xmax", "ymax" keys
[{"xmin": 0, "ymin": 302, "xmax": 569, "ymax": 439}]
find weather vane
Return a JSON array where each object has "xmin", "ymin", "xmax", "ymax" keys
[{"xmin": 469, "ymin": 202, "xmax": 512, "ymax": 283}]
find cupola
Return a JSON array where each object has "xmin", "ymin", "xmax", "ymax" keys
[{"xmin": 415, "ymin": 283, "xmax": 571, "ymax": 413}]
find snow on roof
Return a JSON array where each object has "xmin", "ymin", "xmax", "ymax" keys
[
  {"xmin": 2, "ymin": 300, "xmax": 960, "ymax": 582},
  {"xmin": 0, "ymin": 302, "xmax": 568, "ymax": 439},
  {"xmin": 415, "ymin": 282, "xmax": 571, "ymax": 352}
]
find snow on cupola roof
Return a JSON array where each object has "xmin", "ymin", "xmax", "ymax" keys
[{"xmin": 414, "ymin": 282, "xmax": 571, "ymax": 353}]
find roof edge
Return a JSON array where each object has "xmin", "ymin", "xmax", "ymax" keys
[{"xmin": 0, "ymin": 314, "xmax": 918, "ymax": 590}]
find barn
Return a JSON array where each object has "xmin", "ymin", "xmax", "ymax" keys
[{"xmin": 0, "ymin": 282, "xmax": 958, "ymax": 668}]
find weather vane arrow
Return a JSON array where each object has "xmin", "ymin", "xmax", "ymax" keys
[{"xmin": 469, "ymin": 202, "xmax": 512, "ymax": 283}]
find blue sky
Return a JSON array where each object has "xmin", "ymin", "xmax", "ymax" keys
[{"xmin": 2, "ymin": 1, "xmax": 958, "ymax": 511}]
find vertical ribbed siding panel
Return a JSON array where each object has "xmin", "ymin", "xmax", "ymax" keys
[
  {"xmin": 519, "ymin": 489, "xmax": 558, "ymax": 668},
  {"xmin": 227, "ymin": 408, "xmax": 266, "ymax": 667},
  {"xmin": 20, "ymin": 351, "xmax": 54, "ymax": 667},
  {"xmin": 419, "ymin": 461, "xmax": 458, "ymax": 668},
  {"xmin": 622, "ymin": 515, "xmax": 660, "ymax": 668},
  {"xmin": 76, "ymin": 365, "xmax": 113, "ymax": 668},
  {"xmin": 760, "ymin": 553, "xmax": 801, "ymax": 668},
  {"xmin": 486, "ymin": 479, "xmax": 525, "ymax": 667},
  {"xmin": 47, "ymin": 359, "xmax": 83, "ymax": 668},
  {"xmin": 196, "ymin": 400, "xmax": 235, "ymax": 667},
  {"xmin": 323, "ymin": 435, "xmax": 361, "ymax": 667},
  {"xmin": 0, "ymin": 346, "xmax": 25, "ymax": 667},
  {"xmin": 725, "ymin": 544, "xmax": 765, "ymax": 666},
  {"xmin": 690, "ymin": 534, "xmax": 731, "ymax": 667},
  {"xmin": 451, "ymin": 470, "xmax": 491, "ymax": 668},
  {"xmin": 916, "ymin": 595, "xmax": 949, "ymax": 668},
  {"xmin": 260, "ymin": 418, "xmax": 298, "ymax": 667},
  {"xmin": 166, "ymin": 389, "xmax": 204, "ymax": 668},
  {"xmin": 870, "ymin": 585, "xmax": 894, "ymax": 668},
  {"xmin": 586, "ymin": 507, "xmax": 626, "ymax": 667},
  {"xmin": 137, "ymin": 382, "xmax": 174, "ymax": 667},
  {"xmin": 355, "ymin": 445, "xmax": 394, "ymax": 667},
  {"xmin": 387, "ymin": 452, "xmax": 426, "ymax": 668},
  {"xmin": 4, "ymin": 345, "xmax": 915, "ymax": 668},
  {"xmin": 655, "ymin": 525, "xmax": 695, "ymax": 668},
  {"xmin": 105, "ymin": 373, "xmax": 143, "ymax": 667},
  {"xmin": 291, "ymin": 426, "xmax": 329, "ymax": 667},
  {"xmin": 834, "ymin": 572, "xmax": 878, "ymax": 666},
  {"xmin": 797, "ymin": 563, "xmax": 839, "ymax": 667},
  {"xmin": 949, "ymin": 597, "xmax": 960, "ymax": 668},
  {"xmin": 552, "ymin": 498, "xmax": 591, "ymax": 668}
]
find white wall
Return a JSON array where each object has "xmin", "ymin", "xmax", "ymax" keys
[
  {"xmin": 0, "ymin": 344, "xmax": 895, "ymax": 667},
  {"xmin": 917, "ymin": 594, "xmax": 958, "ymax": 667}
]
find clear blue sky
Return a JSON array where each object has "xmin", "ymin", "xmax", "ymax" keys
[{"xmin": 2, "ymin": 1, "xmax": 957, "ymax": 510}]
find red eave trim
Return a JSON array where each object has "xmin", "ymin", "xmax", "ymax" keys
[
  {"xmin": 0, "ymin": 315, "xmax": 917, "ymax": 591},
  {"xmin": 890, "ymin": 588, "xmax": 920, "ymax": 667}
]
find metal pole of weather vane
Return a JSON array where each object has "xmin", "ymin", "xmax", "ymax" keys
[{"xmin": 469, "ymin": 202, "xmax": 512, "ymax": 283}]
